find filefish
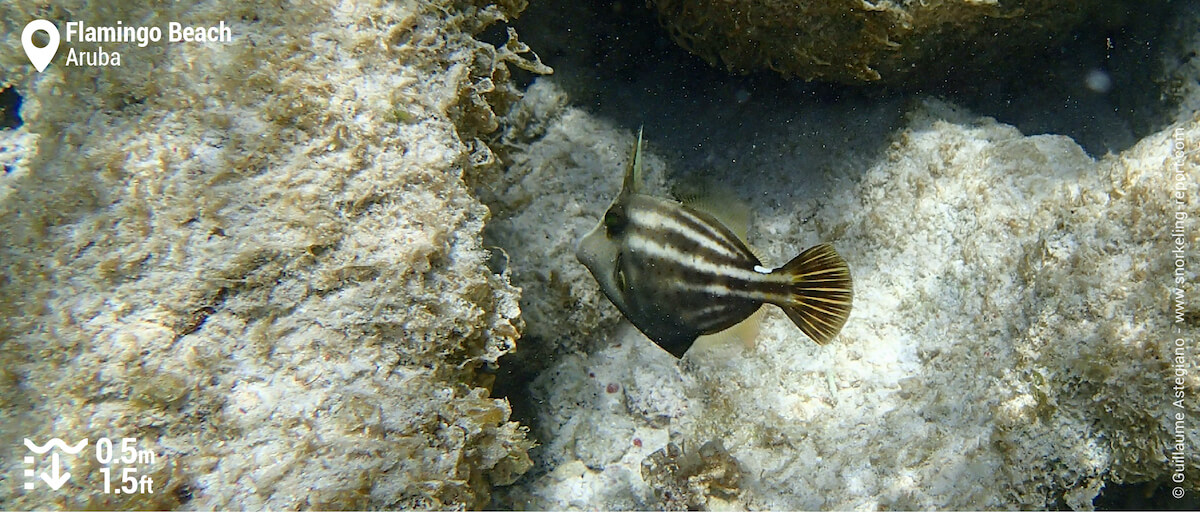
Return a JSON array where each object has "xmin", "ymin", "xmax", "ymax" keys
[{"xmin": 576, "ymin": 129, "xmax": 853, "ymax": 358}]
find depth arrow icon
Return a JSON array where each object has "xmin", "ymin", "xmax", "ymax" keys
[{"xmin": 40, "ymin": 453, "xmax": 70, "ymax": 490}]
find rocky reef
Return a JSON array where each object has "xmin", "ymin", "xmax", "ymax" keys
[
  {"xmin": 1, "ymin": 0, "xmax": 1196, "ymax": 511},
  {"xmin": 483, "ymin": 1, "xmax": 1199, "ymax": 508},
  {"xmin": 0, "ymin": 0, "xmax": 540, "ymax": 509},
  {"xmin": 649, "ymin": 0, "xmax": 1148, "ymax": 84},
  {"xmin": 488, "ymin": 78, "xmax": 1199, "ymax": 509}
]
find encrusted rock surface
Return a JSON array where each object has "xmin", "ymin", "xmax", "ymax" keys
[
  {"xmin": 0, "ymin": 0, "xmax": 538, "ymax": 509},
  {"xmin": 649, "ymin": 0, "xmax": 1132, "ymax": 84}
]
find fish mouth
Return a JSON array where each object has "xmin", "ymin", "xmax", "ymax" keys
[{"xmin": 574, "ymin": 224, "xmax": 603, "ymax": 271}]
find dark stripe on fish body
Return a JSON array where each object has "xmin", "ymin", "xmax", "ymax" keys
[
  {"xmin": 624, "ymin": 195, "xmax": 847, "ymax": 337},
  {"xmin": 625, "ymin": 215, "xmax": 758, "ymax": 283},
  {"xmin": 629, "ymin": 239, "xmax": 778, "ymax": 333},
  {"xmin": 626, "ymin": 236, "xmax": 761, "ymax": 331},
  {"xmin": 651, "ymin": 202, "xmax": 748, "ymax": 259},
  {"xmin": 630, "ymin": 233, "xmax": 755, "ymax": 295},
  {"xmin": 626, "ymin": 227, "xmax": 778, "ymax": 298},
  {"xmin": 686, "ymin": 303, "xmax": 745, "ymax": 332},
  {"xmin": 640, "ymin": 199, "xmax": 738, "ymax": 250},
  {"xmin": 630, "ymin": 197, "xmax": 759, "ymax": 267},
  {"xmin": 630, "ymin": 223, "xmax": 754, "ymax": 273}
]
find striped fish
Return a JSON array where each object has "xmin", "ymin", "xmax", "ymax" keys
[{"xmin": 576, "ymin": 129, "xmax": 853, "ymax": 358}]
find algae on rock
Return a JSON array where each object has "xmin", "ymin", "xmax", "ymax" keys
[{"xmin": 0, "ymin": 0, "xmax": 540, "ymax": 509}]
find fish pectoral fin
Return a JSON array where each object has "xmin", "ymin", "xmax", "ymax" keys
[{"xmin": 773, "ymin": 243, "xmax": 853, "ymax": 345}]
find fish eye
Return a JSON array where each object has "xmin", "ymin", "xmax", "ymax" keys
[{"xmin": 603, "ymin": 207, "xmax": 626, "ymax": 236}]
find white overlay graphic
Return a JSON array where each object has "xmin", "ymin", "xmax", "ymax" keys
[
  {"xmin": 23, "ymin": 438, "xmax": 88, "ymax": 490},
  {"xmin": 21, "ymin": 19, "xmax": 60, "ymax": 72}
]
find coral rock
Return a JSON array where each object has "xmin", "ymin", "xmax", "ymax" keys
[{"xmin": 650, "ymin": 0, "xmax": 1109, "ymax": 84}]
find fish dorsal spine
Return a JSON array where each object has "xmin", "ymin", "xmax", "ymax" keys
[{"xmin": 622, "ymin": 126, "xmax": 644, "ymax": 196}]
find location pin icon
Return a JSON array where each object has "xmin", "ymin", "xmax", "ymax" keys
[{"xmin": 22, "ymin": 20, "xmax": 60, "ymax": 72}]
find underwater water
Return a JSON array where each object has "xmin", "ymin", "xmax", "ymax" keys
[{"xmin": 0, "ymin": 0, "xmax": 1197, "ymax": 511}]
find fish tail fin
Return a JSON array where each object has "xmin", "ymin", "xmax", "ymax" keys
[{"xmin": 772, "ymin": 243, "xmax": 853, "ymax": 345}]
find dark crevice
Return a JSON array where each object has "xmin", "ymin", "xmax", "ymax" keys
[
  {"xmin": 0, "ymin": 87, "xmax": 22, "ymax": 130},
  {"xmin": 929, "ymin": 1, "xmax": 1180, "ymax": 156},
  {"xmin": 511, "ymin": 0, "xmax": 1180, "ymax": 158},
  {"xmin": 1095, "ymin": 480, "xmax": 1200, "ymax": 510}
]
